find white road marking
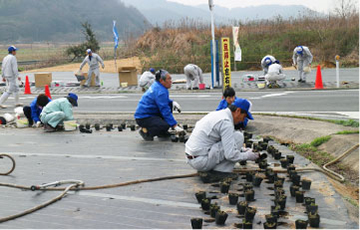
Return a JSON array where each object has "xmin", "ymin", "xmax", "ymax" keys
[{"xmin": 249, "ymin": 91, "xmax": 295, "ymax": 100}]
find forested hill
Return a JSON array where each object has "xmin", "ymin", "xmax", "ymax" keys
[{"xmin": 0, "ymin": 0, "xmax": 149, "ymax": 42}]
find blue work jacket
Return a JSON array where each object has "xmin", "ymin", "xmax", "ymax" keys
[
  {"xmin": 134, "ymin": 81, "xmax": 177, "ymax": 127},
  {"xmin": 30, "ymin": 97, "xmax": 51, "ymax": 123}
]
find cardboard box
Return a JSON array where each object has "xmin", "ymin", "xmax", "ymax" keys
[
  {"xmin": 80, "ymin": 73, "xmax": 96, "ymax": 87},
  {"xmin": 35, "ymin": 73, "xmax": 52, "ymax": 87},
  {"xmin": 118, "ymin": 66, "xmax": 138, "ymax": 86}
]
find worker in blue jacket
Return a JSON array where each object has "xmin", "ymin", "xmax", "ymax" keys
[
  {"xmin": 134, "ymin": 69, "xmax": 183, "ymax": 141},
  {"xmin": 23, "ymin": 94, "xmax": 51, "ymax": 127},
  {"xmin": 216, "ymin": 87, "xmax": 249, "ymax": 129}
]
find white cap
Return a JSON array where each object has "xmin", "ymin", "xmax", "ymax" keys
[{"xmin": 86, "ymin": 49, "xmax": 92, "ymax": 54}]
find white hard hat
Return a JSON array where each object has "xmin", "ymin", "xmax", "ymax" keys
[{"xmin": 86, "ymin": 49, "xmax": 92, "ymax": 54}]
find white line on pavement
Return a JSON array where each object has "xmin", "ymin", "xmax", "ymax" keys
[{"xmin": 249, "ymin": 91, "xmax": 295, "ymax": 100}]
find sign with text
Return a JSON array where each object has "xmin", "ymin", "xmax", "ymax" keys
[{"xmin": 221, "ymin": 37, "xmax": 231, "ymax": 89}]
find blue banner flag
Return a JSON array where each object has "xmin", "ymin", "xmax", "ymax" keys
[{"xmin": 113, "ymin": 20, "xmax": 119, "ymax": 50}]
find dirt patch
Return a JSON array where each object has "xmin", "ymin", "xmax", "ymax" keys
[{"xmin": 28, "ymin": 57, "xmax": 142, "ymax": 74}]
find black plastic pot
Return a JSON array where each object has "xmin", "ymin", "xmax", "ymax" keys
[
  {"xmin": 275, "ymin": 188, "xmax": 285, "ymax": 199},
  {"xmin": 271, "ymin": 205, "xmax": 281, "ymax": 218},
  {"xmin": 290, "ymin": 185, "xmax": 300, "ymax": 197},
  {"xmin": 260, "ymin": 153, "xmax": 268, "ymax": 160},
  {"xmin": 265, "ymin": 214, "xmax": 277, "ymax": 224},
  {"xmin": 220, "ymin": 182, "xmax": 230, "ymax": 194},
  {"xmin": 301, "ymin": 179, "xmax": 312, "ymax": 190},
  {"xmin": 215, "ymin": 211, "xmax": 228, "ymax": 225},
  {"xmin": 267, "ymin": 172, "xmax": 275, "ymax": 183},
  {"xmin": 201, "ymin": 198, "xmax": 211, "ymax": 211},
  {"xmin": 242, "ymin": 220, "xmax": 253, "ymax": 229},
  {"xmin": 191, "ymin": 218, "xmax": 203, "ymax": 229},
  {"xmin": 244, "ymin": 206, "xmax": 257, "ymax": 222},
  {"xmin": 263, "ymin": 137, "xmax": 272, "ymax": 143},
  {"xmin": 243, "ymin": 183, "xmax": 253, "ymax": 191},
  {"xmin": 237, "ymin": 201, "xmax": 248, "ymax": 215},
  {"xmin": 210, "ymin": 204, "xmax": 220, "ymax": 218},
  {"xmin": 292, "ymin": 175, "xmax": 301, "ymax": 186},
  {"xmin": 108, "ymin": 123, "xmax": 113, "ymax": 129},
  {"xmin": 240, "ymin": 160, "xmax": 247, "ymax": 165},
  {"xmin": 274, "ymin": 151, "xmax": 281, "ymax": 160},
  {"xmin": 308, "ymin": 213, "xmax": 320, "ymax": 228},
  {"xmin": 265, "ymin": 168, "xmax": 273, "ymax": 178},
  {"xmin": 195, "ymin": 191, "xmax": 206, "ymax": 203},
  {"xmin": 246, "ymin": 141, "xmax": 253, "ymax": 148},
  {"xmin": 286, "ymin": 155, "xmax": 295, "ymax": 164},
  {"xmin": 106, "ymin": 125, "xmax": 112, "ymax": 132},
  {"xmin": 117, "ymin": 126, "xmax": 123, "ymax": 132},
  {"xmin": 263, "ymin": 221, "xmax": 277, "ymax": 229},
  {"xmin": 94, "ymin": 123, "xmax": 100, "ymax": 131},
  {"xmin": 183, "ymin": 124, "xmax": 188, "ymax": 130},
  {"xmin": 260, "ymin": 142, "xmax": 268, "ymax": 151},
  {"xmin": 246, "ymin": 171, "xmax": 254, "ymax": 182},
  {"xmin": 287, "ymin": 165, "xmax": 296, "ymax": 174},
  {"xmin": 280, "ymin": 158, "xmax": 289, "ymax": 169},
  {"xmin": 295, "ymin": 191, "xmax": 305, "ymax": 203},
  {"xmin": 85, "ymin": 123, "xmax": 91, "ymax": 129},
  {"xmin": 252, "ymin": 175, "xmax": 264, "ymax": 187},
  {"xmin": 259, "ymin": 160, "xmax": 268, "ymax": 169},
  {"xmin": 179, "ymin": 134, "xmax": 186, "ymax": 143},
  {"xmin": 244, "ymin": 132, "xmax": 253, "ymax": 139},
  {"xmin": 121, "ymin": 123, "xmax": 126, "ymax": 129},
  {"xmin": 228, "ymin": 193, "xmax": 239, "ymax": 205},
  {"xmin": 275, "ymin": 195, "xmax": 287, "ymax": 210},
  {"xmin": 304, "ymin": 197, "xmax": 316, "ymax": 206},
  {"xmin": 130, "ymin": 124, "xmax": 136, "ymax": 131},
  {"xmin": 274, "ymin": 176, "xmax": 285, "ymax": 184},
  {"xmin": 244, "ymin": 189, "xmax": 255, "ymax": 202},
  {"xmin": 306, "ymin": 203, "xmax": 318, "ymax": 213},
  {"xmin": 295, "ymin": 219, "xmax": 308, "ymax": 229}
]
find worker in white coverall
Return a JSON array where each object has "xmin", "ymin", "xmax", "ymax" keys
[
  {"xmin": 265, "ymin": 63, "xmax": 286, "ymax": 88},
  {"xmin": 79, "ymin": 49, "xmax": 105, "ymax": 87},
  {"xmin": 184, "ymin": 64, "xmax": 204, "ymax": 90},
  {"xmin": 139, "ymin": 68, "xmax": 156, "ymax": 91},
  {"xmin": 292, "ymin": 46, "xmax": 313, "ymax": 83},
  {"xmin": 185, "ymin": 98, "xmax": 259, "ymax": 176},
  {"xmin": 0, "ymin": 46, "xmax": 22, "ymax": 109},
  {"xmin": 261, "ymin": 55, "xmax": 277, "ymax": 74}
]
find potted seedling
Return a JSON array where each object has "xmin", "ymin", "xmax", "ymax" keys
[
  {"xmin": 195, "ymin": 191, "xmax": 206, "ymax": 203},
  {"xmin": 201, "ymin": 198, "xmax": 211, "ymax": 211},
  {"xmin": 263, "ymin": 137, "xmax": 272, "ymax": 143},
  {"xmin": 85, "ymin": 123, "xmax": 91, "ymax": 129},
  {"xmin": 245, "ymin": 206, "xmax": 257, "ymax": 222},
  {"xmin": 274, "ymin": 180, "xmax": 284, "ymax": 189},
  {"xmin": 94, "ymin": 123, "xmax": 100, "ymax": 131},
  {"xmin": 267, "ymin": 145, "xmax": 275, "ymax": 155},
  {"xmin": 287, "ymin": 164, "xmax": 296, "ymax": 174},
  {"xmin": 106, "ymin": 124, "xmax": 112, "ymax": 131},
  {"xmin": 274, "ymin": 151, "xmax": 282, "ymax": 160},
  {"xmin": 290, "ymin": 185, "xmax": 300, "ymax": 197},
  {"xmin": 275, "ymin": 195, "xmax": 287, "ymax": 210},
  {"xmin": 306, "ymin": 203, "xmax": 318, "ymax": 213},
  {"xmin": 280, "ymin": 158, "xmax": 288, "ymax": 168},
  {"xmin": 246, "ymin": 141, "xmax": 252, "ymax": 148},
  {"xmin": 265, "ymin": 214, "xmax": 277, "ymax": 224},
  {"xmin": 295, "ymin": 219, "xmax": 308, "ymax": 229},
  {"xmin": 242, "ymin": 219, "xmax": 253, "ymax": 229},
  {"xmin": 243, "ymin": 183, "xmax": 253, "ymax": 191},
  {"xmin": 301, "ymin": 179, "xmax": 312, "ymax": 190},
  {"xmin": 253, "ymin": 174, "xmax": 264, "ymax": 187},
  {"xmin": 274, "ymin": 176, "xmax": 285, "ymax": 184},
  {"xmin": 246, "ymin": 171, "xmax": 254, "ymax": 182},
  {"xmin": 286, "ymin": 155, "xmax": 295, "ymax": 164},
  {"xmin": 130, "ymin": 124, "xmax": 136, "ymax": 131},
  {"xmin": 304, "ymin": 197, "xmax": 315, "ymax": 206},
  {"xmin": 190, "ymin": 218, "xmax": 203, "ymax": 229},
  {"xmin": 244, "ymin": 189, "xmax": 255, "ymax": 202},
  {"xmin": 263, "ymin": 221, "xmax": 277, "ymax": 229},
  {"xmin": 237, "ymin": 201, "xmax": 248, "ymax": 215},
  {"xmin": 121, "ymin": 123, "xmax": 126, "ymax": 129},
  {"xmin": 259, "ymin": 160, "xmax": 268, "ymax": 169},
  {"xmin": 308, "ymin": 212, "xmax": 320, "ymax": 227},
  {"xmin": 215, "ymin": 211, "xmax": 228, "ymax": 225},
  {"xmin": 183, "ymin": 124, "xmax": 188, "ymax": 130},
  {"xmin": 295, "ymin": 191, "xmax": 305, "ymax": 203},
  {"xmin": 292, "ymin": 175, "xmax": 301, "ymax": 186},
  {"xmin": 240, "ymin": 160, "xmax": 247, "ymax": 165},
  {"xmin": 271, "ymin": 205, "xmax": 281, "ymax": 218},
  {"xmin": 220, "ymin": 182, "xmax": 230, "ymax": 194},
  {"xmin": 210, "ymin": 203, "xmax": 220, "ymax": 218},
  {"xmin": 228, "ymin": 193, "xmax": 239, "ymax": 205}
]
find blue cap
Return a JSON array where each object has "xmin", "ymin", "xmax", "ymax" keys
[
  {"xmin": 86, "ymin": 49, "xmax": 92, "ymax": 54},
  {"xmin": 232, "ymin": 98, "xmax": 254, "ymax": 120},
  {"xmin": 264, "ymin": 57, "xmax": 272, "ymax": 66},
  {"xmin": 296, "ymin": 46, "xmax": 303, "ymax": 54},
  {"xmin": 149, "ymin": 68, "xmax": 155, "ymax": 73},
  {"xmin": 68, "ymin": 93, "xmax": 78, "ymax": 107},
  {"xmin": 8, "ymin": 46, "xmax": 17, "ymax": 52}
]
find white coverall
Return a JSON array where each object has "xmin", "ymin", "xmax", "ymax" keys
[
  {"xmin": 292, "ymin": 46, "xmax": 313, "ymax": 82},
  {"xmin": 0, "ymin": 54, "xmax": 20, "ymax": 106},
  {"xmin": 185, "ymin": 108, "xmax": 256, "ymax": 173},
  {"xmin": 261, "ymin": 55, "xmax": 276, "ymax": 74},
  {"xmin": 265, "ymin": 63, "xmax": 286, "ymax": 85},
  {"xmin": 40, "ymin": 98, "xmax": 74, "ymax": 128},
  {"xmin": 139, "ymin": 71, "xmax": 155, "ymax": 90},
  {"xmin": 184, "ymin": 64, "xmax": 204, "ymax": 89},
  {"xmin": 80, "ymin": 53, "xmax": 105, "ymax": 87}
]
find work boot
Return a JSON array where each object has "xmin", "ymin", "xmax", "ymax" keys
[
  {"xmin": 193, "ymin": 87, "xmax": 199, "ymax": 90},
  {"xmin": 198, "ymin": 170, "xmax": 238, "ymax": 183},
  {"xmin": 139, "ymin": 127, "xmax": 154, "ymax": 141},
  {"xmin": 55, "ymin": 124, "xmax": 65, "ymax": 131},
  {"xmin": 0, "ymin": 104, "xmax": 7, "ymax": 109},
  {"xmin": 44, "ymin": 123, "xmax": 56, "ymax": 132}
]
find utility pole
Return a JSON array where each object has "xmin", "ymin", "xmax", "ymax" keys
[{"xmin": 209, "ymin": 0, "xmax": 216, "ymax": 89}]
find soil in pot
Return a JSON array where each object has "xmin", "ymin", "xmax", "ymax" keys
[
  {"xmin": 265, "ymin": 214, "xmax": 277, "ymax": 224},
  {"xmin": 242, "ymin": 220, "xmax": 253, "ymax": 229},
  {"xmin": 190, "ymin": 218, "xmax": 203, "ymax": 229},
  {"xmin": 301, "ymin": 179, "xmax": 312, "ymax": 190},
  {"xmin": 195, "ymin": 191, "xmax": 206, "ymax": 203},
  {"xmin": 237, "ymin": 201, "xmax": 248, "ymax": 215},
  {"xmin": 264, "ymin": 221, "xmax": 277, "ymax": 229},
  {"xmin": 215, "ymin": 211, "xmax": 228, "ymax": 225},
  {"xmin": 228, "ymin": 193, "xmax": 239, "ymax": 205},
  {"xmin": 295, "ymin": 191, "xmax": 305, "ymax": 203},
  {"xmin": 220, "ymin": 182, "xmax": 230, "ymax": 194},
  {"xmin": 295, "ymin": 219, "xmax": 308, "ymax": 229}
]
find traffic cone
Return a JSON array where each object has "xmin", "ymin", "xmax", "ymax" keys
[
  {"xmin": 313, "ymin": 65, "xmax": 324, "ymax": 89},
  {"xmin": 24, "ymin": 75, "xmax": 31, "ymax": 94},
  {"xmin": 44, "ymin": 85, "xmax": 52, "ymax": 99}
]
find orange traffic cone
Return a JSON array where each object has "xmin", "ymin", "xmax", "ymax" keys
[
  {"xmin": 24, "ymin": 75, "xmax": 31, "ymax": 94},
  {"xmin": 44, "ymin": 85, "xmax": 52, "ymax": 99},
  {"xmin": 313, "ymin": 65, "xmax": 324, "ymax": 89}
]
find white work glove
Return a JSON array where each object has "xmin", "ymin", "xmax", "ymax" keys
[
  {"xmin": 174, "ymin": 125, "xmax": 184, "ymax": 134},
  {"xmin": 243, "ymin": 149, "xmax": 259, "ymax": 161},
  {"xmin": 36, "ymin": 121, "xmax": 42, "ymax": 128},
  {"xmin": 173, "ymin": 101, "xmax": 181, "ymax": 113}
]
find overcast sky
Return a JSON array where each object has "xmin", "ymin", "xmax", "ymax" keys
[{"xmin": 168, "ymin": 0, "xmax": 359, "ymax": 13}]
